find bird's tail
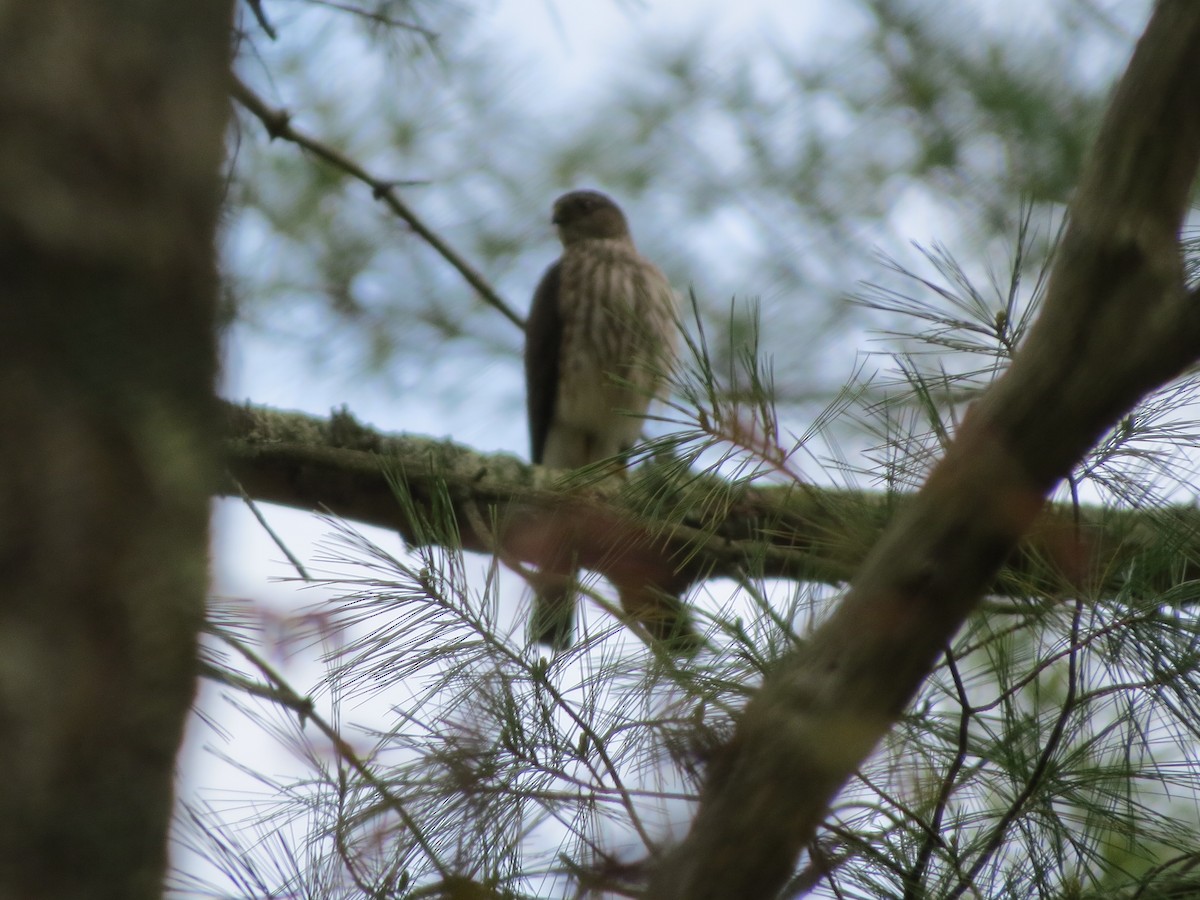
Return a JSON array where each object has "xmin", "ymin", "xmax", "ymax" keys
[
  {"xmin": 530, "ymin": 571, "xmax": 577, "ymax": 650},
  {"xmin": 619, "ymin": 584, "xmax": 702, "ymax": 657},
  {"xmin": 530, "ymin": 573, "xmax": 702, "ymax": 656}
]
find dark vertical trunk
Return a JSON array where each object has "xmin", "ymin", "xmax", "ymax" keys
[{"xmin": 0, "ymin": 2, "xmax": 232, "ymax": 897}]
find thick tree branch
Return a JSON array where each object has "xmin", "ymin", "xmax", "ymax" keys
[
  {"xmin": 221, "ymin": 401, "xmax": 1200, "ymax": 607},
  {"xmin": 648, "ymin": 4, "xmax": 1200, "ymax": 898},
  {"xmin": 222, "ymin": 401, "xmax": 863, "ymax": 601}
]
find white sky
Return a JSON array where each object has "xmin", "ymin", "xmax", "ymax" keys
[{"xmin": 482, "ymin": 0, "xmax": 840, "ymax": 104}]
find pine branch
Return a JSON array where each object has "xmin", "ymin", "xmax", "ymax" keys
[
  {"xmin": 221, "ymin": 400, "xmax": 1200, "ymax": 608},
  {"xmin": 648, "ymin": 4, "xmax": 1200, "ymax": 897}
]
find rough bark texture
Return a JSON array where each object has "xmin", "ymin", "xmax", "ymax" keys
[
  {"xmin": 0, "ymin": 1, "xmax": 232, "ymax": 898},
  {"xmin": 647, "ymin": 3, "xmax": 1200, "ymax": 897}
]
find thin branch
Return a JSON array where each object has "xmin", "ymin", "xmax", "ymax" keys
[
  {"xmin": 301, "ymin": 0, "xmax": 439, "ymax": 40},
  {"xmin": 332, "ymin": 764, "xmax": 386, "ymax": 899},
  {"xmin": 945, "ymin": 594, "xmax": 1086, "ymax": 900},
  {"xmin": 231, "ymin": 475, "xmax": 310, "ymax": 580},
  {"xmin": 902, "ymin": 650, "xmax": 973, "ymax": 899},
  {"xmin": 229, "ymin": 74, "xmax": 524, "ymax": 330},
  {"xmin": 242, "ymin": 0, "xmax": 277, "ymax": 39}
]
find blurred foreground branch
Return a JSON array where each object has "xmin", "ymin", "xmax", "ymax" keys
[{"xmin": 0, "ymin": 0, "xmax": 232, "ymax": 896}]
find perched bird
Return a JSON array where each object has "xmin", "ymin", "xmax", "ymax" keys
[{"xmin": 524, "ymin": 189, "xmax": 686, "ymax": 649}]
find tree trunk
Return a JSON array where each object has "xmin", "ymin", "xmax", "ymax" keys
[{"xmin": 0, "ymin": 2, "xmax": 232, "ymax": 897}]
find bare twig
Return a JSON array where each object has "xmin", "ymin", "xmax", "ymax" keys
[
  {"xmin": 301, "ymin": 0, "xmax": 439, "ymax": 40},
  {"xmin": 229, "ymin": 75, "xmax": 524, "ymax": 329},
  {"xmin": 902, "ymin": 650, "xmax": 973, "ymax": 898},
  {"xmin": 242, "ymin": 0, "xmax": 277, "ymax": 39},
  {"xmin": 231, "ymin": 476, "xmax": 310, "ymax": 580},
  {"xmin": 945, "ymin": 594, "xmax": 1086, "ymax": 900}
]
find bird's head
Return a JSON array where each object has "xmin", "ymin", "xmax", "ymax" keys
[{"xmin": 551, "ymin": 190, "xmax": 631, "ymax": 245}]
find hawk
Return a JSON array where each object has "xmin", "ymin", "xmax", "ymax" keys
[{"xmin": 524, "ymin": 189, "xmax": 687, "ymax": 649}]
